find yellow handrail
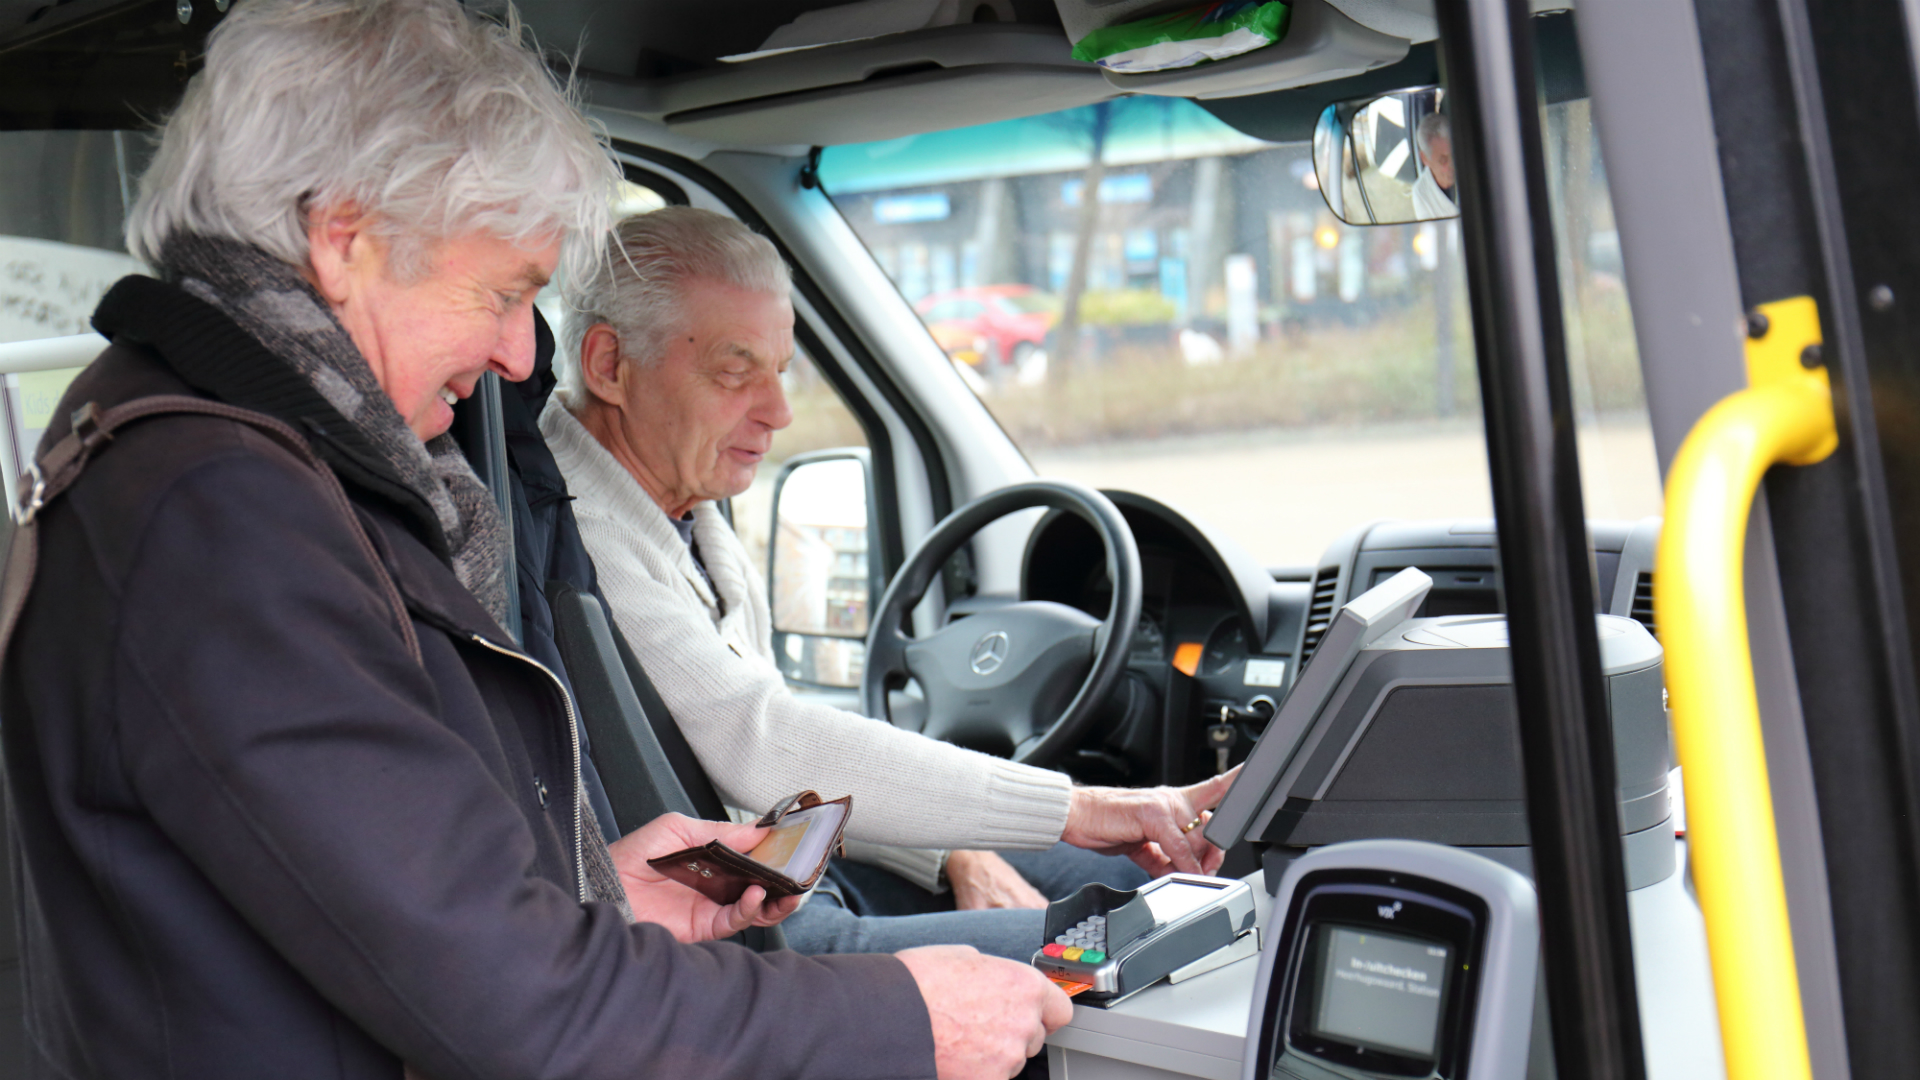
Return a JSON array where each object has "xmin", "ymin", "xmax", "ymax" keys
[{"xmin": 1657, "ymin": 295, "xmax": 1834, "ymax": 1080}]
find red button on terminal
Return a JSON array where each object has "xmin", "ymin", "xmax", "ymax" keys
[{"xmin": 1042, "ymin": 943, "xmax": 1066, "ymax": 958}]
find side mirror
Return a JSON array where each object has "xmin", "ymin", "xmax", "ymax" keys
[
  {"xmin": 1313, "ymin": 85, "xmax": 1458, "ymax": 226},
  {"xmin": 769, "ymin": 449, "xmax": 877, "ymax": 689}
]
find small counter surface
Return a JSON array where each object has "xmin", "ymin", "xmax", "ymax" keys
[
  {"xmin": 1046, "ymin": 874, "xmax": 1270, "ymax": 1080},
  {"xmin": 1047, "ymin": 841, "xmax": 1723, "ymax": 1080}
]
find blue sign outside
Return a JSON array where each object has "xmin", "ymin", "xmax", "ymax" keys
[
  {"xmin": 873, "ymin": 193, "xmax": 952, "ymax": 224},
  {"xmin": 1061, "ymin": 173, "xmax": 1154, "ymax": 206}
]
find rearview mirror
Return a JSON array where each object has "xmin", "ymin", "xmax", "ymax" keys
[
  {"xmin": 1313, "ymin": 86, "xmax": 1457, "ymax": 226},
  {"xmin": 769, "ymin": 450, "xmax": 876, "ymax": 688}
]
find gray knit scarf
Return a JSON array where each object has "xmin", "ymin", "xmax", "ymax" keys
[
  {"xmin": 160, "ymin": 235, "xmax": 511, "ymax": 628},
  {"xmin": 161, "ymin": 235, "xmax": 635, "ymax": 922}
]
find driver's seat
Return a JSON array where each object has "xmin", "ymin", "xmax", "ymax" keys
[
  {"xmin": 546, "ymin": 581, "xmax": 729, "ymax": 827},
  {"xmin": 473, "ymin": 310, "xmax": 780, "ymax": 947},
  {"xmin": 487, "ymin": 312, "xmax": 732, "ymax": 829}
]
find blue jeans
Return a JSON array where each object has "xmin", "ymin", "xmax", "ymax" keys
[{"xmin": 780, "ymin": 842, "xmax": 1150, "ymax": 962}]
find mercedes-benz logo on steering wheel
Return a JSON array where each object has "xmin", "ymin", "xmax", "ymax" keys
[{"xmin": 969, "ymin": 630, "xmax": 1010, "ymax": 675}]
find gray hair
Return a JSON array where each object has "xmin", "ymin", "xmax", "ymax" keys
[
  {"xmin": 127, "ymin": 0, "xmax": 619, "ymax": 286},
  {"xmin": 558, "ymin": 207, "xmax": 791, "ymax": 412},
  {"xmin": 1417, "ymin": 110, "xmax": 1450, "ymax": 157}
]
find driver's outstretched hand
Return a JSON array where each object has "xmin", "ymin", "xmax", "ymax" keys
[{"xmin": 1058, "ymin": 766, "xmax": 1242, "ymax": 877}]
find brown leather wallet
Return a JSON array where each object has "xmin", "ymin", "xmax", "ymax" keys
[{"xmin": 647, "ymin": 790, "xmax": 853, "ymax": 906}]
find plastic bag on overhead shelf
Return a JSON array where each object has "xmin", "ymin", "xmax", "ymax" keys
[{"xmin": 1070, "ymin": 0, "xmax": 1291, "ymax": 73}]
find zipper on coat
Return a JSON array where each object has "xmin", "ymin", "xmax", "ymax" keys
[{"xmin": 470, "ymin": 634, "xmax": 586, "ymax": 903}]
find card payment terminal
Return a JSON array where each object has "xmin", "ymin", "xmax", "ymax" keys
[{"xmin": 1033, "ymin": 873, "xmax": 1258, "ymax": 1005}]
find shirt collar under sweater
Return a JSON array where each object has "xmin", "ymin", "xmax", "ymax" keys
[
  {"xmin": 538, "ymin": 401, "xmax": 741, "ymax": 627},
  {"xmin": 668, "ymin": 512, "xmax": 720, "ymax": 611}
]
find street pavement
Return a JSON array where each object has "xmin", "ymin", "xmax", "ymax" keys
[{"xmin": 1031, "ymin": 419, "xmax": 1664, "ymax": 569}]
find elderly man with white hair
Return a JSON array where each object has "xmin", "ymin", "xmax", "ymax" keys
[
  {"xmin": 542, "ymin": 207, "xmax": 1238, "ymax": 962},
  {"xmin": 0, "ymin": 2, "xmax": 1073, "ymax": 1079},
  {"xmin": 1412, "ymin": 110, "xmax": 1461, "ymax": 219}
]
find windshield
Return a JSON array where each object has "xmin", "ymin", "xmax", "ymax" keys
[{"xmin": 818, "ymin": 96, "xmax": 1659, "ymax": 569}]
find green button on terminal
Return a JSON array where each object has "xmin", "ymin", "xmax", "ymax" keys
[{"xmin": 1080, "ymin": 950, "xmax": 1105, "ymax": 963}]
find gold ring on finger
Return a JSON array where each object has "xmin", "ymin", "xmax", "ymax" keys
[{"xmin": 1180, "ymin": 816, "xmax": 1203, "ymax": 833}]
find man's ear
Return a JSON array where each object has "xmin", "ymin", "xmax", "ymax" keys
[
  {"xmin": 305, "ymin": 202, "xmax": 378, "ymax": 305},
  {"xmin": 580, "ymin": 323, "xmax": 627, "ymax": 408}
]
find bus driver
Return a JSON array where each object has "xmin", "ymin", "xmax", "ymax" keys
[{"xmin": 543, "ymin": 207, "xmax": 1238, "ymax": 962}]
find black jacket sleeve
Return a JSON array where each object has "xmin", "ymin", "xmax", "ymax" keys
[{"xmin": 104, "ymin": 431, "xmax": 936, "ymax": 1080}]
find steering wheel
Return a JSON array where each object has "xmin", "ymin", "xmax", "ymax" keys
[{"xmin": 861, "ymin": 481, "xmax": 1142, "ymax": 768}]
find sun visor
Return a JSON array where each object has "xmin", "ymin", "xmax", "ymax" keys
[
  {"xmin": 586, "ymin": 23, "xmax": 1115, "ymax": 147},
  {"xmin": 585, "ymin": 0, "xmax": 1420, "ymax": 147},
  {"xmin": 663, "ymin": 65, "xmax": 1114, "ymax": 146}
]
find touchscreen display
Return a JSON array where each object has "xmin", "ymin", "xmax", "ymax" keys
[
  {"xmin": 1142, "ymin": 880, "xmax": 1225, "ymax": 925},
  {"xmin": 1310, "ymin": 925, "xmax": 1451, "ymax": 1058}
]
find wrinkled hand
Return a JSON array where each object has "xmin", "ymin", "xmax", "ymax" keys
[
  {"xmin": 897, "ymin": 945, "xmax": 1073, "ymax": 1079},
  {"xmin": 947, "ymin": 850, "xmax": 1048, "ymax": 911},
  {"xmin": 1059, "ymin": 767, "xmax": 1241, "ymax": 877},
  {"xmin": 606, "ymin": 813, "xmax": 803, "ymax": 943}
]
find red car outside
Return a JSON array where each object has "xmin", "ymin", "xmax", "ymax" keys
[{"xmin": 914, "ymin": 285, "xmax": 1057, "ymax": 371}]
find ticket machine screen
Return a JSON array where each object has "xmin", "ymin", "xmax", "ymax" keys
[
  {"xmin": 1244, "ymin": 842, "xmax": 1538, "ymax": 1080},
  {"xmin": 1277, "ymin": 885, "xmax": 1477, "ymax": 1079},
  {"xmin": 1308, "ymin": 925, "xmax": 1452, "ymax": 1059}
]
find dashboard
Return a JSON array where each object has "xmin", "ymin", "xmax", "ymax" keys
[
  {"xmin": 1020, "ymin": 491, "xmax": 1305, "ymax": 787},
  {"xmin": 1015, "ymin": 493, "xmax": 1661, "ymax": 790}
]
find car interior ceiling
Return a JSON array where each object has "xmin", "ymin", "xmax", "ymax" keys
[{"xmin": 1, "ymin": 0, "xmax": 1585, "ymax": 141}]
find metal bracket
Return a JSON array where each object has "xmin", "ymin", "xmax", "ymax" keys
[{"xmin": 1742, "ymin": 295, "xmax": 1837, "ymax": 466}]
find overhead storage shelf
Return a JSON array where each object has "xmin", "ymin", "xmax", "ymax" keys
[
  {"xmin": 584, "ymin": 0, "xmax": 1412, "ymax": 147},
  {"xmin": 587, "ymin": 23, "xmax": 1110, "ymax": 145}
]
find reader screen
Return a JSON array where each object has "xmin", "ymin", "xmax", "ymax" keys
[
  {"xmin": 1310, "ymin": 925, "xmax": 1450, "ymax": 1058},
  {"xmin": 1142, "ymin": 880, "xmax": 1225, "ymax": 925}
]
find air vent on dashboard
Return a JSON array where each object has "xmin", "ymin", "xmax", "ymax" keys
[
  {"xmin": 1299, "ymin": 568, "xmax": 1340, "ymax": 663},
  {"xmin": 1630, "ymin": 571, "xmax": 1656, "ymax": 639}
]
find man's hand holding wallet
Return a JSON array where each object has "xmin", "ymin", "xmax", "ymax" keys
[
  {"xmin": 607, "ymin": 799, "xmax": 835, "ymax": 942},
  {"xmin": 647, "ymin": 790, "xmax": 852, "ymax": 905}
]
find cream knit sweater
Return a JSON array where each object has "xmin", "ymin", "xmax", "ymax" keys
[{"xmin": 542, "ymin": 405, "xmax": 1075, "ymax": 888}]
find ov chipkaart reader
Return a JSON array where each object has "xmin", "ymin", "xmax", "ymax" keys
[
  {"xmin": 1205, "ymin": 567, "xmax": 1672, "ymax": 890},
  {"xmin": 1243, "ymin": 840, "xmax": 1539, "ymax": 1080}
]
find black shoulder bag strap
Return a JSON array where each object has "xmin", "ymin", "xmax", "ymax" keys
[{"xmin": 0, "ymin": 394, "xmax": 421, "ymax": 669}]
